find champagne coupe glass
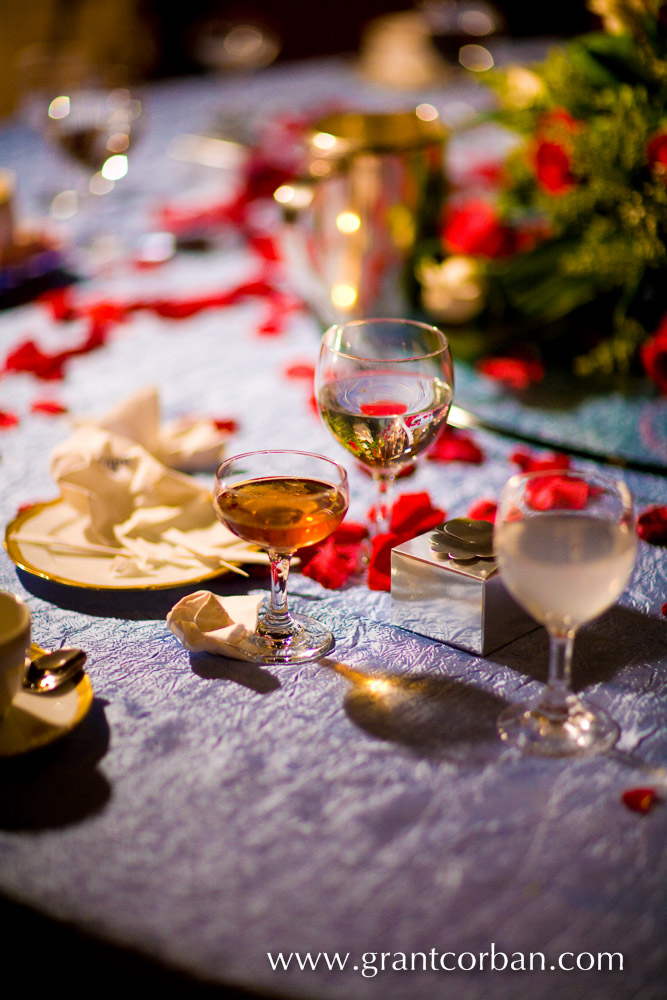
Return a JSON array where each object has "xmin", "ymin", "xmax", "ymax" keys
[
  {"xmin": 315, "ymin": 318, "xmax": 454, "ymax": 534},
  {"xmin": 493, "ymin": 468, "xmax": 637, "ymax": 757},
  {"xmin": 213, "ymin": 450, "xmax": 349, "ymax": 663}
]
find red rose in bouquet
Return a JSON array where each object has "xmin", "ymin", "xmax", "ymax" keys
[
  {"xmin": 442, "ymin": 198, "xmax": 518, "ymax": 258},
  {"xmin": 647, "ymin": 130, "xmax": 667, "ymax": 180},
  {"xmin": 640, "ymin": 316, "xmax": 667, "ymax": 394}
]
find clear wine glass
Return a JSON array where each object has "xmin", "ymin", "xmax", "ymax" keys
[
  {"xmin": 20, "ymin": 50, "xmax": 142, "ymax": 266},
  {"xmin": 493, "ymin": 468, "xmax": 637, "ymax": 757},
  {"xmin": 315, "ymin": 318, "xmax": 454, "ymax": 534},
  {"xmin": 213, "ymin": 450, "xmax": 349, "ymax": 663}
]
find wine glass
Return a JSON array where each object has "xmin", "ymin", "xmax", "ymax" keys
[
  {"xmin": 213, "ymin": 450, "xmax": 349, "ymax": 663},
  {"xmin": 19, "ymin": 50, "xmax": 142, "ymax": 266},
  {"xmin": 315, "ymin": 318, "xmax": 454, "ymax": 534},
  {"xmin": 493, "ymin": 468, "xmax": 637, "ymax": 757}
]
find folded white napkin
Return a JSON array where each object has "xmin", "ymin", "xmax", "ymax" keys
[
  {"xmin": 167, "ymin": 590, "xmax": 262, "ymax": 660},
  {"xmin": 74, "ymin": 385, "xmax": 230, "ymax": 472},
  {"xmin": 31, "ymin": 425, "xmax": 266, "ymax": 578}
]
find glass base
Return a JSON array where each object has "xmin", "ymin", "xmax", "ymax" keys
[
  {"xmin": 497, "ymin": 695, "xmax": 619, "ymax": 758},
  {"xmin": 234, "ymin": 612, "xmax": 334, "ymax": 665}
]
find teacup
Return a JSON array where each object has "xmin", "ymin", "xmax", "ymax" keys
[{"xmin": 0, "ymin": 591, "xmax": 31, "ymax": 716}]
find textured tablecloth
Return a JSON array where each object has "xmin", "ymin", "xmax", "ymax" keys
[{"xmin": 0, "ymin": 49, "xmax": 665, "ymax": 1000}]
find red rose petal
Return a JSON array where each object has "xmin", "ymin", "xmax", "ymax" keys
[
  {"xmin": 39, "ymin": 287, "xmax": 77, "ymax": 321},
  {"xmin": 0, "ymin": 410, "xmax": 19, "ymax": 429},
  {"xmin": 621, "ymin": 787, "xmax": 659, "ymax": 813},
  {"xmin": 390, "ymin": 492, "xmax": 445, "ymax": 536},
  {"xmin": 31, "ymin": 399, "xmax": 68, "ymax": 415},
  {"xmin": 637, "ymin": 505, "xmax": 667, "ymax": 545},
  {"xmin": 367, "ymin": 532, "xmax": 400, "ymax": 592},
  {"xmin": 511, "ymin": 449, "xmax": 571, "ymax": 473},
  {"xmin": 301, "ymin": 537, "xmax": 359, "ymax": 589},
  {"xmin": 295, "ymin": 519, "xmax": 368, "ymax": 589},
  {"xmin": 2, "ymin": 315, "xmax": 112, "ymax": 381},
  {"xmin": 3, "ymin": 339, "xmax": 66, "ymax": 380},
  {"xmin": 247, "ymin": 233, "xmax": 282, "ymax": 263},
  {"xmin": 332, "ymin": 521, "xmax": 368, "ymax": 544},
  {"xmin": 427, "ymin": 427, "xmax": 484, "ymax": 464},
  {"xmin": 468, "ymin": 498, "xmax": 497, "ymax": 522},
  {"xmin": 211, "ymin": 418, "xmax": 239, "ymax": 433},
  {"xmin": 85, "ymin": 300, "xmax": 127, "ymax": 325},
  {"xmin": 285, "ymin": 362, "xmax": 316, "ymax": 380}
]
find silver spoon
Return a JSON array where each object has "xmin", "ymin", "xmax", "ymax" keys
[{"xmin": 23, "ymin": 648, "xmax": 87, "ymax": 693}]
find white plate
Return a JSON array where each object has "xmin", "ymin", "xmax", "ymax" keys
[{"xmin": 4, "ymin": 499, "xmax": 247, "ymax": 590}]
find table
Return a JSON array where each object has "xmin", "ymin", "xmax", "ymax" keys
[{"xmin": 0, "ymin": 48, "xmax": 666, "ymax": 1000}]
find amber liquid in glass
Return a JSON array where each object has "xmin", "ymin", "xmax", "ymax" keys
[{"xmin": 214, "ymin": 476, "xmax": 348, "ymax": 553}]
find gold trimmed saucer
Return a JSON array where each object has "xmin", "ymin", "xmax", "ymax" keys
[
  {"xmin": 4, "ymin": 500, "xmax": 234, "ymax": 591},
  {"xmin": 0, "ymin": 667, "xmax": 93, "ymax": 757}
]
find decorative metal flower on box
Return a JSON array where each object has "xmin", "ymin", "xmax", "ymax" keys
[{"xmin": 414, "ymin": 0, "xmax": 667, "ymax": 394}]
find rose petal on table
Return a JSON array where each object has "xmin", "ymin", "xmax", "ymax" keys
[
  {"xmin": 31, "ymin": 399, "xmax": 68, "ymax": 415},
  {"xmin": 332, "ymin": 521, "xmax": 368, "ymax": 544},
  {"xmin": 390, "ymin": 492, "xmax": 445, "ymax": 536},
  {"xmin": 247, "ymin": 233, "xmax": 282, "ymax": 263},
  {"xmin": 621, "ymin": 787, "xmax": 659, "ymax": 813},
  {"xmin": 3, "ymin": 315, "xmax": 112, "ymax": 380},
  {"xmin": 301, "ymin": 537, "xmax": 359, "ymax": 589},
  {"xmin": 467, "ymin": 498, "xmax": 498, "ymax": 522},
  {"xmin": 427, "ymin": 426, "xmax": 484, "ymax": 463},
  {"xmin": 285, "ymin": 362, "xmax": 316, "ymax": 380},
  {"xmin": 0, "ymin": 409, "xmax": 19, "ymax": 429},
  {"xmin": 511, "ymin": 448, "xmax": 571, "ymax": 472},
  {"xmin": 212, "ymin": 418, "xmax": 239, "ymax": 433},
  {"xmin": 367, "ymin": 532, "xmax": 400, "ymax": 591},
  {"xmin": 637, "ymin": 505, "xmax": 667, "ymax": 545},
  {"xmin": 38, "ymin": 286, "xmax": 77, "ymax": 321}
]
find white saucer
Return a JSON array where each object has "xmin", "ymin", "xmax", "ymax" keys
[{"xmin": 0, "ymin": 672, "xmax": 93, "ymax": 757}]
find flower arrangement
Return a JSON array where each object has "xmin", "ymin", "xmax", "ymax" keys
[{"xmin": 415, "ymin": 0, "xmax": 667, "ymax": 394}]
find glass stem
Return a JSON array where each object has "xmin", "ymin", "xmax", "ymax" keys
[
  {"xmin": 258, "ymin": 551, "xmax": 298, "ymax": 639},
  {"xmin": 542, "ymin": 631, "xmax": 576, "ymax": 718},
  {"xmin": 371, "ymin": 473, "xmax": 394, "ymax": 536}
]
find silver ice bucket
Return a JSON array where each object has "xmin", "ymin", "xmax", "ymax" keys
[{"xmin": 274, "ymin": 109, "xmax": 448, "ymax": 325}]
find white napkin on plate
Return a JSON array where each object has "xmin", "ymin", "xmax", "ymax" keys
[
  {"xmin": 167, "ymin": 590, "xmax": 262, "ymax": 660},
  {"xmin": 34, "ymin": 425, "xmax": 265, "ymax": 578},
  {"xmin": 73, "ymin": 385, "xmax": 230, "ymax": 472}
]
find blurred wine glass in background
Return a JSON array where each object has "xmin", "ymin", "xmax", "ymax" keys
[
  {"xmin": 188, "ymin": 10, "xmax": 281, "ymax": 74},
  {"xmin": 417, "ymin": 0, "xmax": 504, "ymax": 70},
  {"xmin": 16, "ymin": 44, "xmax": 143, "ymax": 270}
]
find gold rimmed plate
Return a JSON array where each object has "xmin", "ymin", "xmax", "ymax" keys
[
  {"xmin": 0, "ymin": 647, "xmax": 93, "ymax": 757},
  {"xmin": 4, "ymin": 500, "xmax": 241, "ymax": 591}
]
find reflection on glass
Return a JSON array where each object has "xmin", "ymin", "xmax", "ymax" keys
[{"xmin": 315, "ymin": 318, "xmax": 454, "ymax": 535}]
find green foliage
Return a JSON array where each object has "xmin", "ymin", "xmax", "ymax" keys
[{"xmin": 477, "ymin": 2, "xmax": 667, "ymax": 375}]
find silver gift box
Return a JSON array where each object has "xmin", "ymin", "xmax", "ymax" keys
[{"xmin": 390, "ymin": 531, "xmax": 537, "ymax": 656}]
